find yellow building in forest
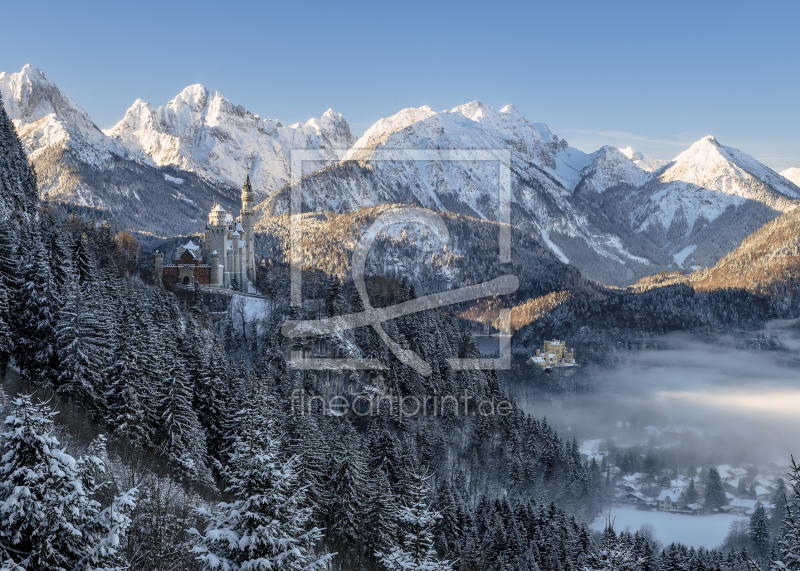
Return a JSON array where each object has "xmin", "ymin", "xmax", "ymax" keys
[{"xmin": 528, "ymin": 340, "xmax": 577, "ymax": 369}]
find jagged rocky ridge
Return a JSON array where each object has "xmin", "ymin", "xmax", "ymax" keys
[{"xmin": 0, "ymin": 65, "xmax": 352, "ymax": 236}]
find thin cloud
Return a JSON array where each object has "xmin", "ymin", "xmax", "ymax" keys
[{"xmin": 566, "ymin": 129, "xmax": 693, "ymax": 147}]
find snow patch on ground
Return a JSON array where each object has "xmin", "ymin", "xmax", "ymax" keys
[
  {"xmin": 229, "ymin": 294, "xmax": 271, "ymax": 322},
  {"xmin": 673, "ymin": 244, "xmax": 697, "ymax": 267},
  {"xmin": 591, "ymin": 508, "xmax": 745, "ymax": 549},
  {"xmin": 540, "ymin": 229, "xmax": 570, "ymax": 264},
  {"xmin": 164, "ymin": 173, "xmax": 184, "ymax": 184}
]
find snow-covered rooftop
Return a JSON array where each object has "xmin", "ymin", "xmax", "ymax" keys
[{"xmin": 656, "ymin": 489, "xmax": 683, "ymax": 502}]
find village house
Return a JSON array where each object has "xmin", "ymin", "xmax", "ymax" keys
[
  {"xmin": 755, "ymin": 486, "xmax": 773, "ymax": 501},
  {"xmin": 728, "ymin": 498, "xmax": 763, "ymax": 516},
  {"xmin": 656, "ymin": 489, "xmax": 686, "ymax": 512}
]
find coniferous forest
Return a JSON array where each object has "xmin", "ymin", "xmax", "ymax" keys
[{"xmin": 3, "ymin": 79, "xmax": 800, "ymax": 571}]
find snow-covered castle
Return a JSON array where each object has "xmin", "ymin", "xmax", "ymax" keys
[{"xmin": 156, "ymin": 176, "xmax": 257, "ymax": 290}]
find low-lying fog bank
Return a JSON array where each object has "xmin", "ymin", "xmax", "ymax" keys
[{"xmin": 513, "ymin": 318, "xmax": 800, "ymax": 468}]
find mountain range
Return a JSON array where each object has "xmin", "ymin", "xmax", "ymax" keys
[
  {"xmin": 263, "ymin": 104, "xmax": 800, "ymax": 285},
  {"xmin": 1, "ymin": 64, "xmax": 799, "ymax": 286},
  {"xmin": 0, "ymin": 65, "xmax": 351, "ymax": 235}
]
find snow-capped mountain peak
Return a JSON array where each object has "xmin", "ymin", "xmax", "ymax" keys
[
  {"xmin": 618, "ymin": 146, "xmax": 667, "ymax": 172},
  {"xmin": 345, "ymin": 105, "xmax": 437, "ymax": 160},
  {"xmin": 579, "ymin": 145, "xmax": 653, "ymax": 193},
  {"xmin": 451, "ymin": 100, "xmax": 497, "ymax": 122},
  {"xmin": 304, "ymin": 108, "xmax": 353, "ymax": 148},
  {"xmin": 0, "ymin": 64, "xmax": 121, "ymax": 166},
  {"xmin": 780, "ymin": 167, "xmax": 800, "ymax": 187},
  {"xmin": 659, "ymin": 135, "xmax": 800, "ymax": 201},
  {"xmin": 1, "ymin": 64, "xmax": 85, "ymax": 124},
  {"xmin": 105, "ymin": 87, "xmax": 355, "ymax": 197}
]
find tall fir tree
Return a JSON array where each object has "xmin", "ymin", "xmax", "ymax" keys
[
  {"xmin": 774, "ymin": 458, "xmax": 800, "ymax": 571},
  {"xmin": 56, "ymin": 275, "xmax": 111, "ymax": 415},
  {"xmin": 13, "ymin": 227, "xmax": 59, "ymax": 385},
  {"xmin": 377, "ymin": 465, "xmax": 454, "ymax": 571},
  {"xmin": 189, "ymin": 386, "xmax": 332, "ymax": 570},
  {"xmin": 325, "ymin": 433, "xmax": 368, "ymax": 565},
  {"xmin": 104, "ymin": 286, "xmax": 155, "ymax": 448},
  {"xmin": 363, "ymin": 467, "xmax": 398, "ymax": 565},
  {"xmin": 705, "ymin": 467, "xmax": 727, "ymax": 509},
  {"xmin": 158, "ymin": 352, "xmax": 213, "ymax": 487},
  {"xmin": 749, "ymin": 504, "xmax": 770, "ymax": 559},
  {"xmin": 773, "ymin": 478, "xmax": 789, "ymax": 538},
  {"xmin": 0, "ymin": 396, "xmax": 136, "ymax": 570}
]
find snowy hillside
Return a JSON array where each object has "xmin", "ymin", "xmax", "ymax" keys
[
  {"xmin": 105, "ymin": 86, "xmax": 355, "ymax": 198},
  {"xmin": 782, "ymin": 167, "xmax": 800, "ymax": 187}
]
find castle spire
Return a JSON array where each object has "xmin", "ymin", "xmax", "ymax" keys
[{"xmin": 241, "ymin": 171, "xmax": 254, "ymax": 212}]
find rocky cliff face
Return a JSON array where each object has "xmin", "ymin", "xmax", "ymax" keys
[{"xmin": 105, "ymin": 85, "xmax": 354, "ymax": 200}]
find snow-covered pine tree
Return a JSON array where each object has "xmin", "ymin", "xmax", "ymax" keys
[
  {"xmin": 0, "ymin": 91, "xmax": 40, "ymax": 216},
  {"xmin": 73, "ymin": 232, "xmax": 95, "ymax": 287},
  {"xmin": 56, "ymin": 273, "xmax": 111, "ymax": 416},
  {"xmin": 686, "ymin": 478, "xmax": 698, "ymax": 503},
  {"xmin": 587, "ymin": 517, "xmax": 643, "ymax": 571},
  {"xmin": 157, "ymin": 352, "xmax": 213, "ymax": 487},
  {"xmin": 285, "ymin": 413, "xmax": 329, "ymax": 526},
  {"xmin": 192, "ymin": 334, "xmax": 229, "ymax": 462},
  {"xmin": 41, "ymin": 204, "xmax": 72, "ymax": 297},
  {"xmin": 13, "ymin": 227, "xmax": 60, "ymax": 385},
  {"xmin": 363, "ymin": 466, "xmax": 398, "ymax": 564},
  {"xmin": 773, "ymin": 458, "xmax": 800, "ymax": 571},
  {"xmin": 705, "ymin": 467, "xmax": 727, "ymax": 509},
  {"xmin": 0, "ymin": 281, "xmax": 10, "ymax": 375},
  {"xmin": 325, "ymin": 432, "xmax": 367, "ymax": 565},
  {"xmin": 432, "ymin": 479, "xmax": 462, "ymax": 561},
  {"xmin": 749, "ymin": 504, "xmax": 770, "ymax": 559},
  {"xmin": 773, "ymin": 478, "xmax": 789, "ymax": 537},
  {"xmin": 0, "ymin": 395, "xmax": 136, "ymax": 570},
  {"xmin": 104, "ymin": 286, "xmax": 155, "ymax": 447},
  {"xmin": 377, "ymin": 465, "xmax": 454, "ymax": 571},
  {"xmin": 189, "ymin": 385, "xmax": 332, "ymax": 571}
]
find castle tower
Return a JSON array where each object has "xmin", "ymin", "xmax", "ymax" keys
[
  {"xmin": 205, "ymin": 198, "xmax": 227, "ymax": 288},
  {"xmin": 210, "ymin": 251, "xmax": 220, "ymax": 286},
  {"xmin": 230, "ymin": 227, "xmax": 241, "ymax": 290},
  {"xmin": 240, "ymin": 173, "xmax": 257, "ymax": 284}
]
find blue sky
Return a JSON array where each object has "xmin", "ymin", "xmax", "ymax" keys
[{"xmin": 2, "ymin": 0, "xmax": 799, "ymax": 170}]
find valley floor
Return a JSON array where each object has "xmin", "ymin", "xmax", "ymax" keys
[{"xmin": 591, "ymin": 507, "xmax": 746, "ymax": 549}]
